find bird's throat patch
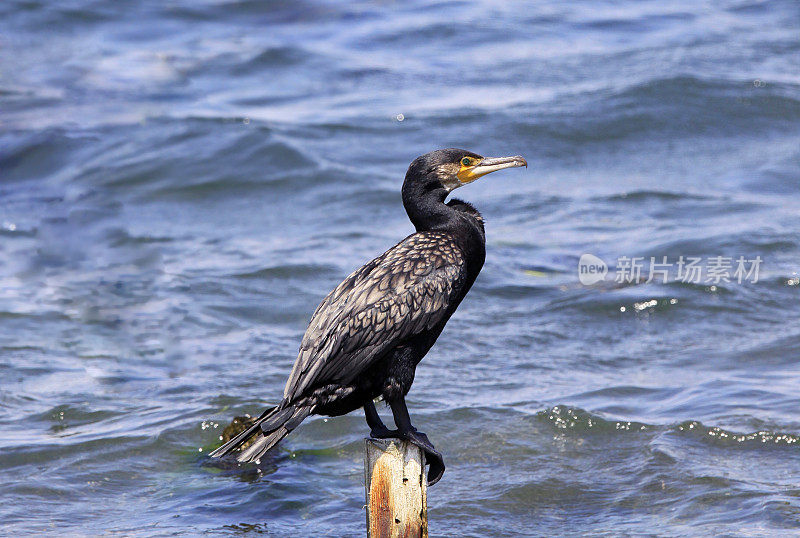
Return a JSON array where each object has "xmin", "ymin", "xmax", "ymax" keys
[{"xmin": 436, "ymin": 162, "xmax": 462, "ymax": 191}]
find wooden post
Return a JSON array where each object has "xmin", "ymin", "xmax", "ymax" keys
[{"xmin": 364, "ymin": 439, "xmax": 428, "ymax": 538}]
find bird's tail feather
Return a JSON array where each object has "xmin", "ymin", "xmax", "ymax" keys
[{"xmin": 209, "ymin": 402, "xmax": 312, "ymax": 463}]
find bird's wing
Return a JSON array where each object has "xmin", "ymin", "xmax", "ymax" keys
[{"xmin": 283, "ymin": 231, "xmax": 466, "ymax": 401}]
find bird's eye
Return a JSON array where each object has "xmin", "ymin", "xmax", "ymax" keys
[{"xmin": 461, "ymin": 157, "xmax": 472, "ymax": 166}]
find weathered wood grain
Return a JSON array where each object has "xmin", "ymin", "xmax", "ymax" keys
[{"xmin": 364, "ymin": 439, "xmax": 428, "ymax": 538}]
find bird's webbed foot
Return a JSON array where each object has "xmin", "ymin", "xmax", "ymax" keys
[
  {"xmin": 369, "ymin": 425, "xmax": 400, "ymax": 439},
  {"xmin": 365, "ymin": 400, "xmax": 400, "ymax": 439},
  {"xmin": 402, "ymin": 429, "xmax": 445, "ymax": 486},
  {"xmin": 385, "ymin": 396, "xmax": 446, "ymax": 485}
]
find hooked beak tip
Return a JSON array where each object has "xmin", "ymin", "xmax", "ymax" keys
[{"xmin": 481, "ymin": 155, "xmax": 527, "ymax": 168}]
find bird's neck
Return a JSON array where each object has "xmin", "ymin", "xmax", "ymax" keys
[{"xmin": 402, "ymin": 183, "xmax": 455, "ymax": 232}]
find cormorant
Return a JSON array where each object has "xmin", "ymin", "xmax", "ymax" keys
[{"xmin": 210, "ymin": 149, "xmax": 527, "ymax": 485}]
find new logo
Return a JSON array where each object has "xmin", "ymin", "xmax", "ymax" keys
[{"xmin": 578, "ymin": 254, "xmax": 608, "ymax": 285}]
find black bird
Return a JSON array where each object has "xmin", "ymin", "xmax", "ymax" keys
[{"xmin": 210, "ymin": 149, "xmax": 527, "ymax": 485}]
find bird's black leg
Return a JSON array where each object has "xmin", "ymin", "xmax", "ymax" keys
[
  {"xmin": 388, "ymin": 396, "xmax": 445, "ymax": 486},
  {"xmin": 364, "ymin": 400, "xmax": 399, "ymax": 439}
]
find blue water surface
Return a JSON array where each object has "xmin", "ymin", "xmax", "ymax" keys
[{"xmin": 1, "ymin": 0, "xmax": 799, "ymax": 535}]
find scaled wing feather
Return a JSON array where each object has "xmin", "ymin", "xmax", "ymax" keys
[{"xmin": 283, "ymin": 232, "xmax": 466, "ymax": 401}]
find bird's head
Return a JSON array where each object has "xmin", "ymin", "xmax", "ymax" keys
[{"xmin": 404, "ymin": 148, "xmax": 527, "ymax": 193}]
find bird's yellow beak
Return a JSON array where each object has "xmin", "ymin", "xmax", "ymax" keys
[{"xmin": 457, "ymin": 155, "xmax": 527, "ymax": 185}]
